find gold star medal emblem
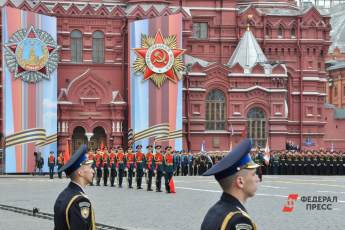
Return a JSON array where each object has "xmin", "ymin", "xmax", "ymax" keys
[{"xmin": 133, "ymin": 30, "xmax": 185, "ymax": 88}]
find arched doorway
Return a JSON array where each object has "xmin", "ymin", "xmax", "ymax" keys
[
  {"xmin": 247, "ymin": 107, "xmax": 267, "ymax": 148},
  {"xmin": 72, "ymin": 126, "xmax": 87, "ymax": 154},
  {"xmin": 90, "ymin": 126, "xmax": 107, "ymax": 150}
]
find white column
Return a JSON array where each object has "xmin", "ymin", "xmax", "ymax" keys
[
  {"xmin": 112, "ymin": 121, "xmax": 115, "ymax": 132},
  {"xmin": 116, "ymin": 121, "xmax": 120, "ymax": 132}
]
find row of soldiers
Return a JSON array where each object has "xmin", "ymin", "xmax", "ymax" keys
[
  {"xmin": 264, "ymin": 151, "xmax": 345, "ymax": 175},
  {"xmin": 87, "ymin": 144, "xmax": 176, "ymax": 193}
]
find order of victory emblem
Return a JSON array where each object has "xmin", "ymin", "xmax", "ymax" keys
[
  {"xmin": 4, "ymin": 25, "xmax": 59, "ymax": 83},
  {"xmin": 133, "ymin": 31, "xmax": 185, "ymax": 88}
]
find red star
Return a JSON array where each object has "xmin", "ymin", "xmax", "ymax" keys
[{"xmin": 134, "ymin": 31, "xmax": 185, "ymax": 82}]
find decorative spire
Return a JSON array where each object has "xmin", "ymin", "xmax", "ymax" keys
[{"xmin": 227, "ymin": 28, "xmax": 267, "ymax": 73}]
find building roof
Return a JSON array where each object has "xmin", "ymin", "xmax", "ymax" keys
[
  {"xmin": 329, "ymin": 4, "xmax": 345, "ymax": 53},
  {"xmin": 226, "ymin": 30, "xmax": 267, "ymax": 72},
  {"xmin": 184, "ymin": 54, "xmax": 214, "ymax": 68},
  {"xmin": 326, "ymin": 61, "xmax": 345, "ymax": 71},
  {"xmin": 256, "ymin": 8, "xmax": 301, "ymax": 16}
]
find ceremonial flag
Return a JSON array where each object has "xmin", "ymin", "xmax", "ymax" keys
[
  {"xmin": 2, "ymin": 7, "xmax": 58, "ymax": 173},
  {"xmin": 128, "ymin": 14, "xmax": 185, "ymax": 150},
  {"xmin": 229, "ymin": 123, "xmax": 234, "ymax": 152},
  {"xmin": 64, "ymin": 141, "xmax": 70, "ymax": 164},
  {"xmin": 264, "ymin": 139, "xmax": 270, "ymax": 165},
  {"xmin": 200, "ymin": 140, "xmax": 206, "ymax": 153},
  {"xmin": 200, "ymin": 141, "xmax": 213, "ymax": 165}
]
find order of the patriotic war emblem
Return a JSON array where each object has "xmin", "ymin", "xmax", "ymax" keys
[
  {"xmin": 4, "ymin": 25, "xmax": 59, "ymax": 83},
  {"xmin": 133, "ymin": 31, "xmax": 185, "ymax": 88}
]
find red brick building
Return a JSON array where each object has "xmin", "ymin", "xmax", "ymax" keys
[{"xmin": 0, "ymin": 0, "xmax": 344, "ymax": 153}]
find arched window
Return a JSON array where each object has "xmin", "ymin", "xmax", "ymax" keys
[
  {"xmin": 278, "ymin": 26, "xmax": 284, "ymax": 38},
  {"xmin": 92, "ymin": 31, "xmax": 104, "ymax": 63},
  {"xmin": 71, "ymin": 30, "xmax": 83, "ymax": 63},
  {"xmin": 291, "ymin": 27, "xmax": 296, "ymax": 38},
  {"xmin": 247, "ymin": 107, "xmax": 266, "ymax": 148},
  {"xmin": 265, "ymin": 26, "xmax": 271, "ymax": 38},
  {"xmin": 206, "ymin": 89, "xmax": 226, "ymax": 130}
]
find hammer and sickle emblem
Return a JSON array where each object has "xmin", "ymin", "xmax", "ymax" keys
[{"xmin": 152, "ymin": 50, "xmax": 167, "ymax": 64}]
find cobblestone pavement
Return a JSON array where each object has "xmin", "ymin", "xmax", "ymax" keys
[{"xmin": 0, "ymin": 175, "xmax": 344, "ymax": 230}]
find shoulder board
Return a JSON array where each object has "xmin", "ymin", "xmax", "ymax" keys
[
  {"xmin": 221, "ymin": 211, "xmax": 242, "ymax": 230},
  {"xmin": 65, "ymin": 195, "xmax": 84, "ymax": 230}
]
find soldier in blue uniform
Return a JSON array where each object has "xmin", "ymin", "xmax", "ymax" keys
[
  {"xmin": 54, "ymin": 144, "xmax": 96, "ymax": 230},
  {"xmin": 201, "ymin": 139, "xmax": 259, "ymax": 230},
  {"xmin": 181, "ymin": 151, "xmax": 188, "ymax": 176},
  {"xmin": 174, "ymin": 151, "xmax": 181, "ymax": 176}
]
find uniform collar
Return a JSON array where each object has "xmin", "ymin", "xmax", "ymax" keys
[
  {"xmin": 70, "ymin": 181, "xmax": 86, "ymax": 194},
  {"xmin": 220, "ymin": 192, "xmax": 247, "ymax": 213}
]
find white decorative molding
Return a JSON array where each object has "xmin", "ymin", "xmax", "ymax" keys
[
  {"xmin": 303, "ymin": 77, "xmax": 328, "ymax": 82},
  {"xmin": 229, "ymin": 85, "xmax": 287, "ymax": 93},
  {"xmin": 182, "ymin": 88, "xmax": 206, "ymax": 92}
]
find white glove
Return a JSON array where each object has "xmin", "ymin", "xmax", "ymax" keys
[{"xmin": 133, "ymin": 168, "xmax": 136, "ymax": 173}]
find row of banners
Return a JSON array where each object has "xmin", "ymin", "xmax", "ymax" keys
[{"xmin": 1, "ymin": 6, "xmax": 184, "ymax": 173}]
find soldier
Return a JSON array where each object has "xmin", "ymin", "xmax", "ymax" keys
[
  {"xmin": 154, "ymin": 145, "xmax": 164, "ymax": 192},
  {"xmin": 286, "ymin": 152, "xmax": 293, "ymax": 175},
  {"xmin": 272, "ymin": 152, "xmax": 280, "ymax": 175},
  {"xmin": 319, "ymin": 153, "xmax": 325, "ymax": 175},
  {"xmin": 145, "ymin": 145, "xmax": 155, "ymax": 191},
  {"xmin": 174, "ymin": 151, "xmax": 181, "ymax": 176},
  {"xmin": 95, "ymin": 149, "xmax": 102, "ymax": 186},
  {"xmin": 57, "ymin": 152, "xmax": 64, "ymax": 179},
  {"xmin": 254, "ymin": 150, "xmax": 263, "ymax": 181},
  {"xmin": 193, "ymin": 153, "xmax": 199, "ymax": 176},
  {"xmin": 135, "ymin": 145, "xmax": 145, "ymax": 189},
  {"xmin": 181, "ymin": 151, "xmax": 188, "ymax": 176},
  {"xmin": 116, "ymin": 146, "xmax": 126, "ymax": 188},
  {"xmin": 201, "ymin": 139, "xmax": 259, "ymax": 230},
  {"xmin": 102, "ymin": 148, "xmax": 109, "ymax": 186},
  {"xmin": 305, "ymin": 152, "xmax": 312, "ymax": 175},
  {"xmin": 188, "ymin": 152, "xmax": 193, "ymax": 176},
  {"xmin": 164, "ymin": 146, "xmax": 175, "ymax": 193},
  {"xmin": 339, "ymin": 152, "xmax": 345, "ymax": 175},
  {"xmin": 54, "ymin": 145, "xmax": 96, "ymax": 230},
  {"xmin": 280, "ymin": 153, "xmax": 287, "ymax": 175},
  {"xmin": 109, "ymin": 148, "xmax": 117, "ymax": 187},
  {"xmin": 325, "ymin": 152, "xmax": 331, "ymax": 175},
  {"xmin": 126, "ymin": 146, "xmax": 135, "ymax": 188},
  {"xmin": 48, "ymin": 151, "xmax": 56, "ymax": 179},
  {"xmin": 312, "ymin": 154, "xmax": 319, "ymax": 175},
  {"xmin": 331, "ymin": 153, "xmax": 338, "ymax": 175},
  {"xmin": 87, "ymin": 150, "xmax": 95, "ymax": 185}
]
